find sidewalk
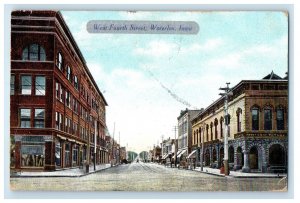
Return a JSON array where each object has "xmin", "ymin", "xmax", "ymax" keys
[
  {"xmin": 193, "ymin": 166, "xmax": 287, "ymax": 178},
  {"xmin": 11, "ymin": 164, "xmax": 112, "ymax": 178},
  {"xmin": 163, "ymin": 164, "xmax": 286, "ymax": 178}
]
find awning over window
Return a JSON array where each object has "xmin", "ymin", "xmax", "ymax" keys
[{"xmin": 187, "ymin": 150, "xmax": 197, "ymax": 159}]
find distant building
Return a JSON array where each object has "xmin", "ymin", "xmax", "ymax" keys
[
  {"xmin": 176, "ymin": 109, "xmax": 202, "ymax": 165},
  {"xmin": 191, "ymin": 72, "xmax": 288, "ymax": 173}
]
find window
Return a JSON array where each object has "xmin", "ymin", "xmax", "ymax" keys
[
  {"xmin": 65, "ymin": 143, "xmax": 70, "ymax": 167},
  {"xmin": 210, "ymin": 123, "xmax": 213, "ymax": 141},
  {"xmin": 34, "ymin": 109, "xmax": 45, "ymax": 128},
  {"xmin": 55, "ymin": 112, "xmax": 59, "ymax": 130},
  {"xmin": 277, "ymin": 109, "xmax": 284, "ymax": 130},
  {"xmin": 20, "ymin": 109, "xmax": 31, "ymax": 128},
  {"xmin": 73, "ymin": 145, "xmax": 78, "ymax": 166},
  {"xmin": 65, "ymin": 91, "xmax": 70, "ymax": 108},
  {"xmin": 22, "ymin": 44, "xmax": 46, "ymax": 61},
  {"xmin": 35, "ymin": 76, "xmax": 45, "ymax": 95},
  {"xmin": 10, "ymin": 75, "xmax": 15, "ymax": 95},
  {"xmin": 55, "ymin": 140, "xmax": 61, "ymax": 167},
  {"xmin": 214, "ymin": 119, "xmax": 218, "ymax": 139},
  {"xmin": 65, "ymin": 117, "xmax": 69, "ymax": 133},
  {"xmin": 236, "ymin": 108, "xmax": 242, "ymax": 132},
  {"xmin": 67, "ymin": 66, "xmax": 72, "ymax": 81},
  {"xmin": 21, "ymin": 75, "xmax": 32, "ymax": 95},
  {"xmin": 60, "ymin": 85, "xmax": 64, "ymax": 102},
  {"xmin": 220, "ymin": 117, "xmax": 224, "ymax": 138},
  {"xmin": 252, "ymin": 108, "xmax": 259, "ymax": 130},
  {"xmin": 264, "ymin": 108, "xmax": 272, "ymax": 130},
  {"xmin": 56, "ymin": 52, "xmax": 63, "ymax": 70},
  {"xmin": 56, "ymin": 82, "xmax": 59, "ymax": 99},
  {"xmin": 74, "ymin": 76, "xmax": 78, "ymax": 90},
  {"xmin": 206, "ymin": 125, "xmax": 209, "ymax": 141},
  {"xmin": 60, "ymin": 114, "xmax": 63, "ymax": 130}
]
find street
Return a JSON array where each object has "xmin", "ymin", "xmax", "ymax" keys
[{"xmin": 10, "ymin": 162, "xmax": 287, "ymax": 191}]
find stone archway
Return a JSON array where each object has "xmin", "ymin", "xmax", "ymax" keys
[
  {"xmin": 269, "ymin": 144, "xmax": 285, "ymax": 166},
  {"xmin": 228, "ymin": 146, "xmax": 234, "ymax": 164},
  {"xmin": 219, "ymin": 147, "xmax": 224, "ymax": 167},
  {"xmin": 212, "ymin": 148, "xmax": 217, "ymax": 162},
  {"xmin": 249, "ymin": 146, "xmax": 258, "ymax": 169},
  {"xmin": 205, "ymin": 149, "xmax": 210, "ymax": 166},
  {"xmin": 236, "ymin": 147, "xmax": 244, "ymax": 170}
]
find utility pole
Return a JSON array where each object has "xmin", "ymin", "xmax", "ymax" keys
[{"xmin": 219, "ymin": 82, "xmax": 232, "ymax": 176}]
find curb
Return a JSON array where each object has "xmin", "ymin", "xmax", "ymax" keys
[{"xmin": 10, "ymin": 165, "xmax": 114, "ymax": 178}]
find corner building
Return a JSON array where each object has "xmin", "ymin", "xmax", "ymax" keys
[
  {"xmin": 10, "ymin": 11, "xmax": 108, "ymax": 171},
  {"xmin": 191, "ymin": 73, "xmax": 288, "ymax": 173}
]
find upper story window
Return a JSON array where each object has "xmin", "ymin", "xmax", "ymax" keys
[
  {"xmin": 20, "ymin": 108, "xmax": 31, "ymax": 128},
  {"xmin": 10, "ymin": 75, "xmax": 15, "ymax": 95},
  {"xmin": 251, "ymin": 107, "xmax": 259, "ymax": 130},
  {"xmin": 264, "ymin": 108, "xmax": 272, "ymax": 130},
  {"xmin": 35, "ymin": 76, "xmax": 45, "ymax": 95},
  {"xmin": 21, "ymin": 75, "xmax": 32, "ymax": 95},
  {"xmin": 74, "ymin": 75, "xmax": 79, "ymax": 90},
  {"xmin": 22, "ymin": 44, "xmax": 46, "ymax": 61},
  {"xmin": 34, "ymin": 109, "xmax": 45, "ymax": 128},
  {"xmin": 276, "ymin": 108, "xmax": 284, "ymax": 130},
  {"xmin": 56, "ymin": 52, "xmax": 63, "ymax": 70},
  {"xmin": 67, "ymin": 66, "xmax": 72, "ymax": 81}
]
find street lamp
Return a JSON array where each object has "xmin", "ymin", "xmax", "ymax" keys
[{"xmin": 219, "ymin": 82, "xmax": 232, "ymax": 176}]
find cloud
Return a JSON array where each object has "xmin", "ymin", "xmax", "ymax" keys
[
  {"xmin": 180, "ymin": 38, "xmax": 224, "ymax": 54},
  {"xmin": 133, "ymin": 40, "xmax": 179, "ymax": 58}
]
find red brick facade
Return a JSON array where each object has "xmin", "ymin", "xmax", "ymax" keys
[{"xmin": 10, "ymin": 11, "xmax": 108, "ymax": 171}]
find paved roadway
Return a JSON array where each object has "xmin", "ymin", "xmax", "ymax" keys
[{"xmin": 10, "ymin": 162, "xmax": 287, "ymax": 191}]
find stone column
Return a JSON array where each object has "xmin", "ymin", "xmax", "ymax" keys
[{"xmin": 242, "ymin": 150, "xmax": 250, "ymax": 173}]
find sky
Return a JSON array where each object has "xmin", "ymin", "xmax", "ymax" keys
[{"xmin": 61, "ymin": 11, "xmax": 288, "ymax": 153}]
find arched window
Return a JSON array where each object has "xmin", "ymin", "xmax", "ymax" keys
[
  {"xmin": 210, "ymin": 122, "xmax": 213, "ymax": 141},
  {"xmin": 251, "ymin": 106, "xmax": 260, "ymax": 130},
  {"xmin": 196, "ymin": 129, "xmax": 199, "ymax": 145},
  {"xmin": 206, "ymin": 124, "xmax": 209, "ymax": 141},
  {"xmin": 22, "ymin": 44, "xmax": 46, "ymax": 61},
  {"xmin": 199, "ymin": 127, "xmax": 201, "ymax": 143},
  {"xmin": 220, "ymin": 117, "xmax": 224, "ymax": 138},
  {"xmin": 264, "ymin": 106, "xmax": 272, "ymax": 130},
  {"xmin": 236, "ymin": 108, "xmax": 242, "ymax": 132},
  {"xmin": 56, "ymin": 52, "xmax": 63, "ymax": 70},
  {"xmin": 214, "ymin": 118, "xmax": 218, "ymax": 140},
  {"xmin": 276, "ymin": 106, "xmax": 285, "ymax": 130}
]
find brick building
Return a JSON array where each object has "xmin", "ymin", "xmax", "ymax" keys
[
  {"xmin": 10, "ymin": 10, "xmax": 108, "ymax": 171},
  {"xmin": 191, "ymin": 72, "xmax": 288, "ymax": 173}
]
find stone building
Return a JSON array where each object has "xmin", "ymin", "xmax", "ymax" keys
[
  {"xmin": 176, "ymin": 109, "xmax": 202, "ymax": 165},
  {"xmin": 191, "ymin": 72, "xmax": 288, "ymax": 173},
  {"xmin": 10, "ymin": 11, "xmax": 108, "ymax": 171}
]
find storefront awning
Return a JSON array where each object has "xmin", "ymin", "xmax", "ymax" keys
[
  {"xmin": 162, "ymin": 154, "xmax": 168, "ymax": 159},
  {"xmin": 177, "ymin": 149, "xmax": 187, "ymax": 158},
  {"xmin": 187, "ymin": 150, "xmax": 197, "ymax": 159}
]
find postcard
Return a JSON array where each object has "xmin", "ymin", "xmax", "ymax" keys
[{"xmin": 9, "ymin": 10, "xmax": 288, "ymax": 192}]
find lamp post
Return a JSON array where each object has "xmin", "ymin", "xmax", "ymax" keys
[{"xmin": 219, "ymin": 82, "xmax": 232, "ymax": 176}]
